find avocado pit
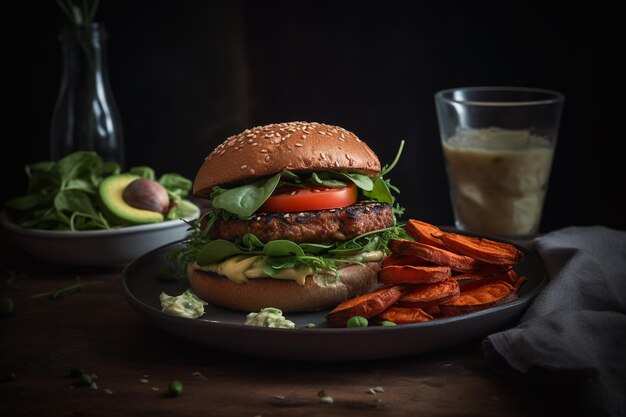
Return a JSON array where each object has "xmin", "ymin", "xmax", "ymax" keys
[
  {"xmin": 98, "ymin": 174, "xmax": 165, "ymax": 225},
  {"xmin": 122, "ymin": 178, "xmax": 170, "ymax": 214}
]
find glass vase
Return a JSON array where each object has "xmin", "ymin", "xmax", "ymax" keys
[{"xmin": 50, "ymin": 22, "xmax": 125, "ymax": 167}]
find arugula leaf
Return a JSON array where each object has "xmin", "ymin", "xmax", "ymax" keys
[
  {"xmin": 363, "ymin": 177, "xmax": 394, "ymax": 204},
  {"xmin": 364, "ymin": 140, "xmax": 405, "ymax": 218},
  {"xmin": 337, "ymin": 171, "xmax": 374, "ymax": 191},
  {"xmin": 299, "ymin": 242, "xmax": 335, "ymax": 254},
  {"xmin": 159, "ymin": 174, "xmax": 192, "ymax": 200},
  {"xmin": 55, "ymin": 152, "xmax": 101, "ymax": 187},
  {"xmin": 263, "ymin": 240, "xmax": 305, "ymax": 257},
  {"xmin": 211, "ymin": 173, "xmax": 281, "ymax": 218},
  {"xmin": 241, "ymin": 233, "xmax": 265, "ymax": 250},
  {"xmin": 196, "ymin": 239, "xmax": 252, "ymax": 265},
  {"xmin": 129, "ymin": 166, "xmax": 156, "ymax": 180},
  {"xmin": 380, "ymin": 140, "xmax": 405, "ymax": 177},
  {"xmin": 309, "ymin": 172, "xmax": 347, "ymax": 188},
  {"xmin": 54, "ymin": 189, "xmax": 98, "ymax": 216}
]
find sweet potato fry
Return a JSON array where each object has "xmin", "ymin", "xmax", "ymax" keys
[
  {"xmin": 397, "ymin": 279, "xmax": 460, "ymax": 308},
  {"xmin": 405, "ymin": 219, "xmax": 446, "ymax": 248},
  {"xmin": 325, "ymin": 285, "xmax": 405, "ymax": 328},
  {"xmin": 438, "ymin": 233, "xmax": 524, "ymax": 265},
  {"xmin": 439, "ymin": 280, "xmax": 518, "ymax": 317},
  {"xmin": 458, "ymin": 269, "xmax": 519, "ymax": 291},
  {"xmin": 513, "ymin": 274, "xmax": 527, "ymax": 291},
  {"xmin": 375, "ymin": 306, "xmax": 433, "ymax": 324},
  {"xmin": 423, "ymin": 305, "xmax": 443, "ymax": 318},
  {"xmin": 451, "ymin": 263, "xmax": 512, "ymax": 281},
  {"xmin": 379, "ymin": 265, "xmax": 451, "ymax": 284},
  {"xmin": 382, "ymin": 254, "xmax": 434, "ymax": 268},
  {"xmin": 388, "ymin": 239, "xmax": 481, "ymax": 273}
]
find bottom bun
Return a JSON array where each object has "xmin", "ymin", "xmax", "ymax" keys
[{"xmin": 186, "ymin": 262, "xmax": 381, "ymax": 313}]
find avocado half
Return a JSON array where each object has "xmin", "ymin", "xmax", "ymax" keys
[{"xmin": 99, "ymin": 174, "xmax": 165, "ymax": 225}]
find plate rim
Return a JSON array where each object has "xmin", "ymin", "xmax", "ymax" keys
[{"xmin": 121, "ymin": 238, "xmax": 547, "ymax": 335}]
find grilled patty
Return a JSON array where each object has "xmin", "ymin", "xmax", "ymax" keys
[{"xmin": 210, "ymin": 201, "xmax": 394, "ymax": 244}]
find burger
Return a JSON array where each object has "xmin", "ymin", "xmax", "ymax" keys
[{"xmin": 178, "ymin": 121, "xmax": 406, "ymax": 313}]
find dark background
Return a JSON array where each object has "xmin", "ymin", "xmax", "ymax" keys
[{"xmin": 4, "ymin": 1, "xmax": 623, "ymax": 232}]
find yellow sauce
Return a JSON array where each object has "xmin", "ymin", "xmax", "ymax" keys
[{"xmin": 193, "ymin": 251, "xmax": 384, "ymax": 285}]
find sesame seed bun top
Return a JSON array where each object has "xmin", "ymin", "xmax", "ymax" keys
[{"xmin": 192, "ymin": 121, "xmax": 382, "ymax": 197}]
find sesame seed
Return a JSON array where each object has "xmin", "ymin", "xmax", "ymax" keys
[
  {"xmin": 240, "ymin": 165, "xmax": 247, "ymax": 170},
  {"xmin": 250, "ymin": 168, "xmax": 256, "ymax": 175},
  {"xmin": 260, "ymin": 149, "xmax": 268, "ymax": 153},
  {"xmin": 290, "ymin": 190, "xmax": 297, "ymax": 195},
  {"xmin": 295, "ymin": 143, "xmax": 303, "ymax": 147},
  {"xmin": 312, "ymin": 189, "xmax": 320, "ymax": 193},
  {"xmin": 265, "ymin": 155, "xmax": 270, "ymax": 162},
  {"xmin": 318, "ymin": 131, "xmax": 326, "ymax": 135},
  {"xmin": 302, "ymin": 135, "xmax": 308, "ymax": 139},
  {"xmin": 248, "ymin": 138, "xmax": 254, "ymax": 143},
  {"xmin": 251, "ymin": 142, "xmax": 258, "ymax": 146}
]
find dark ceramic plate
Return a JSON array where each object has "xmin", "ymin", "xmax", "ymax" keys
[{"xmin": 122, "ymin": 238, "xmax": 546, "ymax": 361}]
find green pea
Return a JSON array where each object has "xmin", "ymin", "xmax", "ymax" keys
[
  {"xmin": 1, "ymin": 298, "xmax": 14, "ymax": 317},
  {"xmin": 79, "ymin": 372, "xmax": 93, "ymax": 386},
  {"xmin": 347, "ymin": 316, "xmax": 368, "ymax": 328},
  {"xmin": 381, "ymin": 321, "xmax": 397, "ymax": 327},
  {"xmin": 169, "ymin": 379, "xmax": 183, "ymax": 397}
]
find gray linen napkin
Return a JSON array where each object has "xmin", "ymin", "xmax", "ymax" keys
[{"xmin": 483, "ymin": 226, "xmax": 626, "ymax": 417}]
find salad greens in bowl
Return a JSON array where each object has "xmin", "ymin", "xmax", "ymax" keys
[{"xmin": 1, "ymin": 151, "xmax": 200, "ymax": 266}]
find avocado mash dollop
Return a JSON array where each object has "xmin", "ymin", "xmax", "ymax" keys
[
  {"xmin": 160, "ymin": 289, "xmax": 207, "ymax": 318},
  {"xmin": 245, "ymin": 307, "xmax": 295, "ymax": 329}
]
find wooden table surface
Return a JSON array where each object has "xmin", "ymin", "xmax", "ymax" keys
[{"xmin": 0, "ymin": 231, "xmax": 574, "ymax": 417}]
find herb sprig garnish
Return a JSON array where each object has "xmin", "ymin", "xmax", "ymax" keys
[{"xmin": 31, "ymin": 277, "xmax": 84, "ymax": 300}]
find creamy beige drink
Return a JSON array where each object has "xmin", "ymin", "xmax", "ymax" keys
[{"xmin": 442, "ymin": 128, "xmax": 554, "ymax": 236}]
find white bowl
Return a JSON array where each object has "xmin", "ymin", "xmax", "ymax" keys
[{"xmin": 1, "ymin": 205, "xmax": 200, "ymax": 267}]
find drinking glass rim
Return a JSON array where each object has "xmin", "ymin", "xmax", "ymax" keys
[{"xmin": 435, "ymin": 86, "xmax": 565, "ymax": 107}]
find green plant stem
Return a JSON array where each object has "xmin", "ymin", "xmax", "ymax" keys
[{"xmin": 31, "ymin": 277, "xmax": 84, "ymax": 300}]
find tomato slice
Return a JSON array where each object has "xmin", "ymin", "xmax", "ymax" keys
[{"xmin": 259, "ymin": 183, "xmax": 357, "ymax": 213}]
